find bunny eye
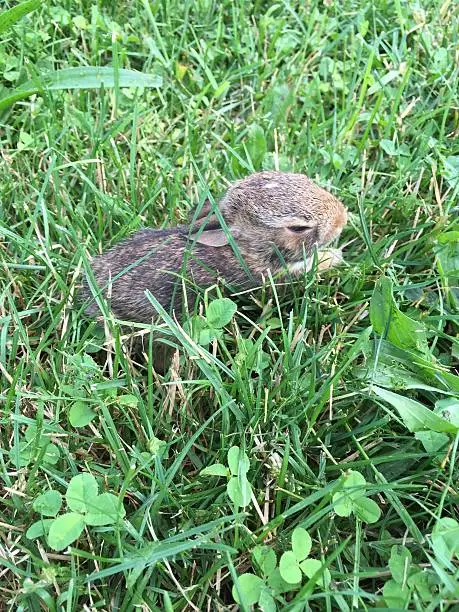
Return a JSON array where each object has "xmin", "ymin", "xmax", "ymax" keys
[{"xmin": 287, "ymin": 225, "xmax": 314, "ymax": 234}]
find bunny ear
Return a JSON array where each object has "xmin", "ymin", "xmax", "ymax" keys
[
  {"xmin": 192, "ymin": 228, "xmax": 230, "ymax": 247},
  {"xmin": 188, "ymin": 198, "xmax": 231, "ymax": 247}
]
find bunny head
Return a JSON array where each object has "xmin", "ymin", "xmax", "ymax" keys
[{"xmin": 190, "ymin": 171, "xmax": 347, "ymax": 276}]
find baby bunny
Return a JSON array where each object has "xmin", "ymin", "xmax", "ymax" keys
[{"xmin": 82, "ymin": 171, "xmax": 347, "ymax": 323}]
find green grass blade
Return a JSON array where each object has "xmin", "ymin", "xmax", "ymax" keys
[
  {"xmin": 0, "ymin": 67, "xmax": 162, "ymax": 112},
  {"xmin": 0, "ymin": 0, "xmax": 40, "ymax": 35}
]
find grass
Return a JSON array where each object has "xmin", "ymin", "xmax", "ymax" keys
[{"xmin": 1, "ymin": 0, "xmax": 458, "ymax": 610}]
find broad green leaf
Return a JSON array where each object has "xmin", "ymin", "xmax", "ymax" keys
[
  {"xmin": 24, "ymin": 423, "xmax": 45, "ymax": 443},
  {"xmin": 276, "ymin": 32, "xmax": 300, "ymax": 54},
  {"xmin": 372, "ymin": 386, "xmax": 458, "ymax": 433},
  {"xmin": 431, "ymin": 517, "xmax": 459, "ymax": 564},
  {"xmin": 11, "ymin": 435, "xmax": 60, "ymax": 467},
  {"xmin": 380, "ymin": 139, "xmax": 398, "ymax": 156},
  {"xmin": 42, "ymin": 443, "xmax": 60, "ymax": 465},
  {"xmin": 0, "ymin": 67, "xmax": 162, "ymax": 112},
  {"xmin": 184, "ymin": 315, "xmax": 208, "ymax": 345},
  {"xmin": 235, "ymin": 337, "xmax": 269, "ymax": 372},
  {"xmin": 35, "ymin": 67, "xmax": 163, "ymax": 91},
  {"xmin": 443, "ymin": 156, "xmax": 459, "ymax": 188},
  {"xmin": 252, "ymin": 545, "xmax": 277, "ymax": 577},
  {"xmin": 47, "ymin": 512, "xmax": 85, "ymax": 551},
  {"xmin": 24, "ymin": 423, "xmax": 50, "ymax": 445},
  {"xmin": 437, "ymin": 231, "xmax": 459, "ymax": 243},
  {"xmin": 332, "ymin": 490, "xmax": 353, "ymax": 517},
  {"xmin": 440, "ymin": 369, "xmax": 459, "ymax": 393},
  {"xmin": 333, "ymin": 470, "xmax": 367, "ymax": 516},
  {"xmin": 343, "ymin": 470, "xmax": 367, "ymax": 500},
  {"xmin": 33, "ymin": 490, "xmax": 62, "ymax": 517},
  {"xmin": 85, "ymin": 492, "xmax": 125, "ymax": 526},
  {"xmin": 66, "ymin": 472, "xmax": 98, "ymax": 513},
  {"xmin": 227, "ymin": 446, "xmax": 250, "ymax": 476},
  {"xmin": 361, "ymin": 358, "xmax": 434, "ymax": 391},
  {"xmin": 200, "ymin": 463, "xmax": 229, "ymax": 477},
  {"xmin": 369, "ymin": 70, "xmax": 400, "ymax": 94},
  {"xmin": 73, "ymin": 15, "xmax": 88, "ymax": 29},
  {"xmin": 370, "ymin": 277, "xmax": 430, "ymax": 357},
  {"xmin": 9, "ymin": 441, "xmax": 32, "ymax": 467},
  {"xmin": 407, "ymin": 570, "xmax": 435, "ymax": 600},
  {"xmin": 227, "ymin": 446, "xmax": 240, "ymax": 476},
  {"xmin": 264, "ymin": 83, "xmax": 294, "ymax": 127},
  {"xmin": 435, "ymin": 232, "xmax": 459, "ymax": 310},
  {"xmin": 227, "ymin": 476, "xmax": 252, "ymax": 508},
  {"xmin": 69, "ymin": 401, "xmax": 96, "ymax": 427},
  {"xmin": 383, "ymin": 579, "xmax": 411, "ymax": 608},
  {"xmin": 231, "ymin": 573, "xmax": 264, "ymax": 606},
  {"xmin": 22, "ymin": 428, "xmax": 35, "ymax": 444},
  {"xmin": 206, "ymin": 298, "xmax": 237, "ymax": 329},
  {"xmin": 291, "ymin": 527, "xmax": 312, "ymax": 561},
  {"xmin": 117, "ymin": 394, "xmax": 139, "ymax": 407},
  {"xmin": 199, "ymin": 326, "xmax": 221, "ymax": 346},
  {"xmin": 235, "ymin": 338, "xmax": 254, "ymax": 362},
  {"xmin": 26, "ymin": 518, "xmax": 54, "ymax": 540},
  {"xmin": 148, "ymin": 436, "xmax": 167, "ymax": 458},
  {"xmin": 353, "ymin": 497, "xmax": 381, "ymax": 524},
  {"xmin": 367, "ymin": 338, "xmax": 459, "ymax": 392},
  {"xmin": 299, "ymin": 558, "xmax": 332, "ymax": 588},
  {"xmin": 279, "ymin": 550, "xmax": 302, "ymax": 584},
  {"xmin": 414, "ymin": 430, "xmax": 449, "ymax": 454},
  {"xmin": 258, "ymin": 589, "xmax": 276, "ymax": 612},
  {"xmin": 268, "ymin": 567, "xmax": 299, "ymax": 594},
  {"xmin": 388, "ymin": 545, "xmax": 412, "ymax": 584},
  {"xmin": 184, "ymin": 315, "xmax": 223, "ymax": 345},
  {"xmin": 0, "ymin": 0, "xmax": 40, "ymax": 35},
  {"xmin": 435, "ymin": 398, "xmax": 459, "ymax": 427},
  {"xmin": 246, "ymin": 124, "xmax": 267, "ymax": 170}
]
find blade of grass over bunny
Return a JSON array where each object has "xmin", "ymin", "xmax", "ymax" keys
[{"xmin": 1, "ymin": 0, "xmax": 458, "ymax": 610}]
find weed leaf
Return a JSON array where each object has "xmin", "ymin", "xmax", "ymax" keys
[
  {"xmin": 47, "ymin": 512, "xmax": 85, "ymax": 551},
  {"xmin": 279, "ymin": 550, "xmax": 302, "ymax": 584},
  {"xmin": 431, "ymin": 518, "xmax": 459, "ymax": 564},
  {"xmin": 85, "ymin": 492, "xmax": 125, "ymax": 526},
  {"xmin": 383, "ymin": 579, "xmax": 411, "ymax": 608},
  {"xmin": 26, "ymin": 518, "xmax": 54, "ymax": 540},
  {"xmin": 33, "ymin": 490, "xmax": 62, "ymax": 517},
  {"xmin": 388, "ymin": 545, "xmax": 412, "ymax": 584},
  {"xmin": 353, "ymin": 497, "xmax": 381, "ymax": 524},
  {"xmin": 372, "ymin": 386, "xmax": 458, "ymax": 433},
  {"xmin": 69, "ymin": 401, "xmax": 96, "ymax": 428},
  {"xmin": 370, "ymin": 277, "xmax": 430, "ymax": 357},
  {"xmin": 291, "ymin": 527, "xmax": 312, "ymax": 561},
  {"xmin": 227, "ymin": 446, "xmax": 250, "ymax": 476},
  {"xmin": 206, "ymin": 298, "xmax": 237, "ymax": 329},
  {"xmin": 232, "ymin": 573, "xmax": 264, "ymax": 606},
  {"xmin": 252, "ymin": 546, "xmax": 277, "ymax": 577},
  {"xmin": 227, "ymin": 477, "xmax": 252, "ymax": 508},
  {"xmin": 66, "ymin": 473, "xmax": 99, "ymax": 513},
  {"xmin": 200, "ymin": 463, "xmax": 229, "ymax": 477},
  {"xmin": 299, "ymin": 558, "xmax": 332, "ymax": 588}
]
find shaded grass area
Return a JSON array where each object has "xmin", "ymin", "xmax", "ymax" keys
[{"xmin": 0, "ymin": 0, "xmax": 458, "ymax": 609}]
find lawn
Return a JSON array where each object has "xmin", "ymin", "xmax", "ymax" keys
[{"xmin": 1, "ymin": 0, "xmax": 458, "ymax": 610}]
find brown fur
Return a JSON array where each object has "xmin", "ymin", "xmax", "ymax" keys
[{"xmin": 81, "ymin": 171, "xmax": 347, "ymax": 324}]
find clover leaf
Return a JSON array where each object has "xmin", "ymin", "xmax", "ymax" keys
[
  {"xmin": 231, "ymin": 573, "xmax": 264, "ymax": 607},
  {"xmin": 332, "ymin": 470, "xmax": 381, "ymax": 524},
  {"xmin": 27, "ymin": 472, "xmax": 125, "ymax": 551}
]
